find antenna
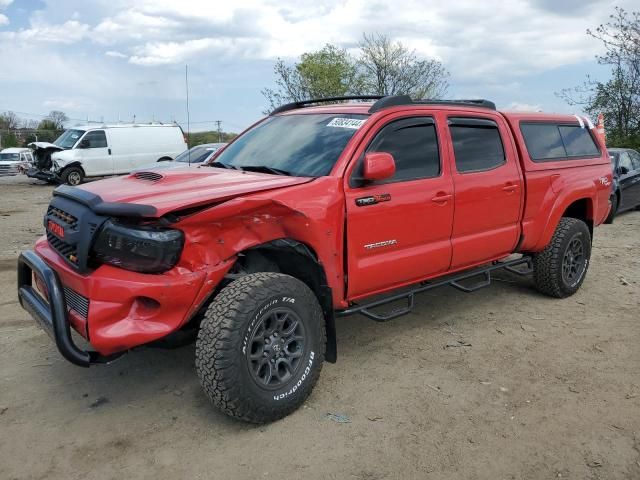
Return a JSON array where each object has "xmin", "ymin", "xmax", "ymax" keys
[{"xmin": 185, "ymin": 64, "xmax": 191, "ymax": 165}]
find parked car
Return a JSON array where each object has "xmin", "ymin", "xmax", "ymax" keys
[
  {"xmin": 0, "ymin": 148, "xmax": 34, "ymax": 176},
  {"xmin": 27, "ymin": 124, "xmax": 187, "ymax": 185},
  {"xmin": 605, "ymin": 148, "xmax": 640, "ymax": 223},
  {"xmin": 132, "ymin": 143, "xmax": 227, "ymax": 172},
  {"xmin": 18, "ymin": 95, "xmax": 612, "ymax": 423}
]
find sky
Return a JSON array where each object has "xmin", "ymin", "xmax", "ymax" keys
[{"xmin": 0, "ymin": 0, "xmax": 635, "ymax": 133}]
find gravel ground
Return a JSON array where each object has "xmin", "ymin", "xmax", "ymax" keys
[{"xmin": 1, "ymin": 174, "xmax": 639, "ymax": 480}]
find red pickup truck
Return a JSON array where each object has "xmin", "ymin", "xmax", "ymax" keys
[{"xmin": 18, "ymin": 95, "xmax": 612, "ymax": 423}]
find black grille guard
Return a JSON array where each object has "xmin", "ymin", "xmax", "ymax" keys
[{"xmin": 17, "ymin": 250, "xmax": 121, "ymax": 367}]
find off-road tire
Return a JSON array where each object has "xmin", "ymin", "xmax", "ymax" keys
[
  {"xmin": 61, "ymin": 166, "xmax": 84, "ymax": 186},
  {"xmin": 196, "ymin": 272, "xmax": 326, "ymax": 423},
  {"xmin": 533, "ymin": 217, "xmax": 591, "ymax": 298},
  {"xmin": 604, "ymin": 192, "xmax": 618, "ymax": 224}
]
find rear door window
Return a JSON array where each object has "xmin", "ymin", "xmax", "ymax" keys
[{"xmin": 449, "ymin": 118, "xmax": 505, "ymax": 173}]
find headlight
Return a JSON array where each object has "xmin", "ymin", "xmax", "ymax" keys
[{"xmin": 91, "ymin": 220, "xmax": 184, "ymax": 273}]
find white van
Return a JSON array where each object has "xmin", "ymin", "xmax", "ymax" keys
[
  {"xmin": 0, "ymin": 148, "xmax": 34, "ymax": 176},
  {"xmin": 30, "ymin": 124, "xmax": 187, "ymax": 185}
]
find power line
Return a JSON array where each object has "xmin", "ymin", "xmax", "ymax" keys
[
  {"xmin": 215, "ymin": 120, "xmax": 222, "ymax": 142},
  {"xmin": 1, "ymin": 107, "xmax": 247, "ymax": 131}
]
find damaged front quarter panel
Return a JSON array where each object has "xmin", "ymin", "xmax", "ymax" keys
[{"xmin": 174, "ymin": 176, "xmax": 348, "ymax": 308}]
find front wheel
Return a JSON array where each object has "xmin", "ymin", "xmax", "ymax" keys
[
  {"xmin": 60, "ymin": 166, "xmax": 84, "ymax": 186},
  {"xmin": 196, "ymin": 272, "xmax": 326, "ymax": 423},
  {"xmin": 533, "ymin": 217, "xmax": 591, "ymax": 298}
]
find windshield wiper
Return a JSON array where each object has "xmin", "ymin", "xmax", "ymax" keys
[
  {"xmin": 240, "ymin": 165, "xmax": 292, "ymax": 176},
  {"xmin": 209, "ymin": 161, "xmax": 240, "ymax": 170}
]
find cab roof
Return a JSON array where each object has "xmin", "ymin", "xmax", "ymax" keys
[
  {"xmin": 277, "ymin": 102, "xmax": 587, "ymax": 125},
  {"xmin": 0, "ymin": 147, "xmax": 31, "ymax": 153}
]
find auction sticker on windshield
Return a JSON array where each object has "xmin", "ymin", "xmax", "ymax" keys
[{"xmin": 327, "ymin": 118, "xmax": 366, "ymax": 129}]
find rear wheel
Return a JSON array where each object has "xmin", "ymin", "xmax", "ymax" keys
[
  {"xmin": 196, "ymin": 272, "xmax": 325, "ymax": 423},
  {"xmin": 61, "ymin": 166, "xmax": 84, "ymax": 186},
  {"xmin": 533, "ymin": 217, "xmax": 591, "ymax": 298}
]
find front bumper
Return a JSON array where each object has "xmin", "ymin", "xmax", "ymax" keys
[
  {"xmin": 26, "ymin": 168, "xmax": 59, "ymax": 183},
  {"xmin": 18, "ymin": 241, "xmax": 234, "ymax": 366},
  {"xmin": 17, "ymin": 250, "xmax": 114, "ymax": 366}
]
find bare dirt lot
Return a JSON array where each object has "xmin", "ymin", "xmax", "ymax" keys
[{"xmin": 0, "ymin": 175, "xmax": 639, "ymax": 480}]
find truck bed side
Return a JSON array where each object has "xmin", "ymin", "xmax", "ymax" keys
[{"xmin": 502, "ymin": 112, "xmax": 612, "ymax": 253}]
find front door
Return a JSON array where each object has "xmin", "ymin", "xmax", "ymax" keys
[
  {"xmin": 345, "ymin": 115, "xmax": 454, "ymax": 299},
  {"xmin": 446, "ymin": 115, "xmax": 523, "ymax": 269},
  {"xmin": 76, "ymin": 130, "xmax": 112, "ymax": 176},
  {"xmin": 619, "ymin": 151, "xmax": 640, "ymax": 209}
]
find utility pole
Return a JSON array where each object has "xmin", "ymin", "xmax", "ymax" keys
[{"xmin": 215, "ymin": 120, "xmax": 222, "ymax": 143}]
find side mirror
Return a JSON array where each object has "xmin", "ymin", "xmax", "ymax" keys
[
  {"xmin": 77, "ymin": 139, "xmax": 90, "ymax": 149},
  {"xmin": 618, "ymin": 165, "xmax": 629, "ymax": 175},
  {"xmin": 363, "ymin": 152, "xmax": 396, "ymax": 182}
]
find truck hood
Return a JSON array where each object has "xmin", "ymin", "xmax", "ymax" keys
[
  {"xmin": 28, "ymin": 142, "xmax": 65, "ymax": 152},
  {"xmin": 72, "ymin": 166, "xmax": 314, "ymax": 217}
]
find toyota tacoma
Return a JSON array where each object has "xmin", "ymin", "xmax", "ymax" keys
[{"xmin": 18, "ymin": 95, "xmax": 612, "ymax": 423}]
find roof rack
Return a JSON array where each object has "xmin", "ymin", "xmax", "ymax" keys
[
  {"xmin": 270, "ymin": 95, "xmax": 384, "ymax": 115},
  {"xmin": 369, "ymin": 96, "xmax": 496, "ymax": 113},
  {"xmin": 269, "ymin": 94, "xmax": 497, "ymax": 116}
]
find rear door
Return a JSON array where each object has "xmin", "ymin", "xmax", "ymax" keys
[
  {"xmin": 345, "ymin": 113, "xmax": 454, "ymax": 299},
  {"xmin": 446, "ymin": 114, "xmax": 523, "ymax": 268},
  {"xmin": 76, "ymin": 130, "xmax": 113, "ymax": 176}
]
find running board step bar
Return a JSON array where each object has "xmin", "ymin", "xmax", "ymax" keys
[{"xmin": 337, "ymin": 256, "xmax": 533, "ymax": 322}]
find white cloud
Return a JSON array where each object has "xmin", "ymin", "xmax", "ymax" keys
[
  {"xmin": 0, "ymin": 13, "xmax": 8, "ymax": 26},
  {"xmin": 1, "ymin": 20, "xmax": 90, "ymax": 43},
  {"xmin": 1, "ymin": 0, "xmax": 639, "ymax": 129},
  {"xmin": 43, "ymin": 98, "xmax": 86, "ymax": 110},
  {"xmin": 105, "ymin": 50, "xmax": 127, "ymax": 58},
  {"xmin": 505, "ymin": 102, "xmax": 543, "ymax": 112}
]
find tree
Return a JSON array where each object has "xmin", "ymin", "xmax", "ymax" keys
[
  {"xmin": 262, "ymin": 45, "xmax": 360, "ymax": 111},
  {"xmin": 22, "ymin": 118, "xmax": 39, "ymax": 129},
  {"xmin": 0, "ymin": 132, "xmax": 18, "ymax": 148},
  {"xmin": 357, "ymin": 33, "xmax": 449, "ymax": 99},
  {"xmin": 45, "ymin": 110, "xmax": 69, "ymax": 130},
  {"xmin": 558, "ymin": 8, "xmax": 640, "ymax": 147},
  {"xmin": 0, "ymin": 111, "xmax": 20, "ymax": 130},
  {"xmin": 262, "ymin": 35, "xmax": 450, "ymax": 111},
  {"xmin": 38, "ymin": 119, "xmax": 59, "ymax": 130}
]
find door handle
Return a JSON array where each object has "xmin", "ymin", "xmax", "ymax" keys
[
  {"xmin": 502, "ymin": 184, "xmax": 518, "ymax": 192},
  {"xmin": 108, "ymin": 148, "xmax": 112, "ymax": 155},
  {"xmin": 431, "ymin": 193, "xmax": 452, "ymax": 203}
]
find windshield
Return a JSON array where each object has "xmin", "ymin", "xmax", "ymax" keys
[
  {"xmin": 0, "ymin": 153, "xmax": 20, "ymax": 161},
  {"xmin": 175, "ymin": 146, "xmax": 217, "ymax": 163},
  {"xmin": 54, "ymin": 129, "xmax": 85, "ymax": 149},
  {"xmin": 215, "ymin": 114, "xmax": 368, "ymax": 177}
]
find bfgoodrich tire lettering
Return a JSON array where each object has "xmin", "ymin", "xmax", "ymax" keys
[
  {"xmin": 533, "ymin": 217, "xmax": 591, "ymax": 298},
  {"xmin": 195, "ymin": 272, "xmax": 325, "ymax": 423}
]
